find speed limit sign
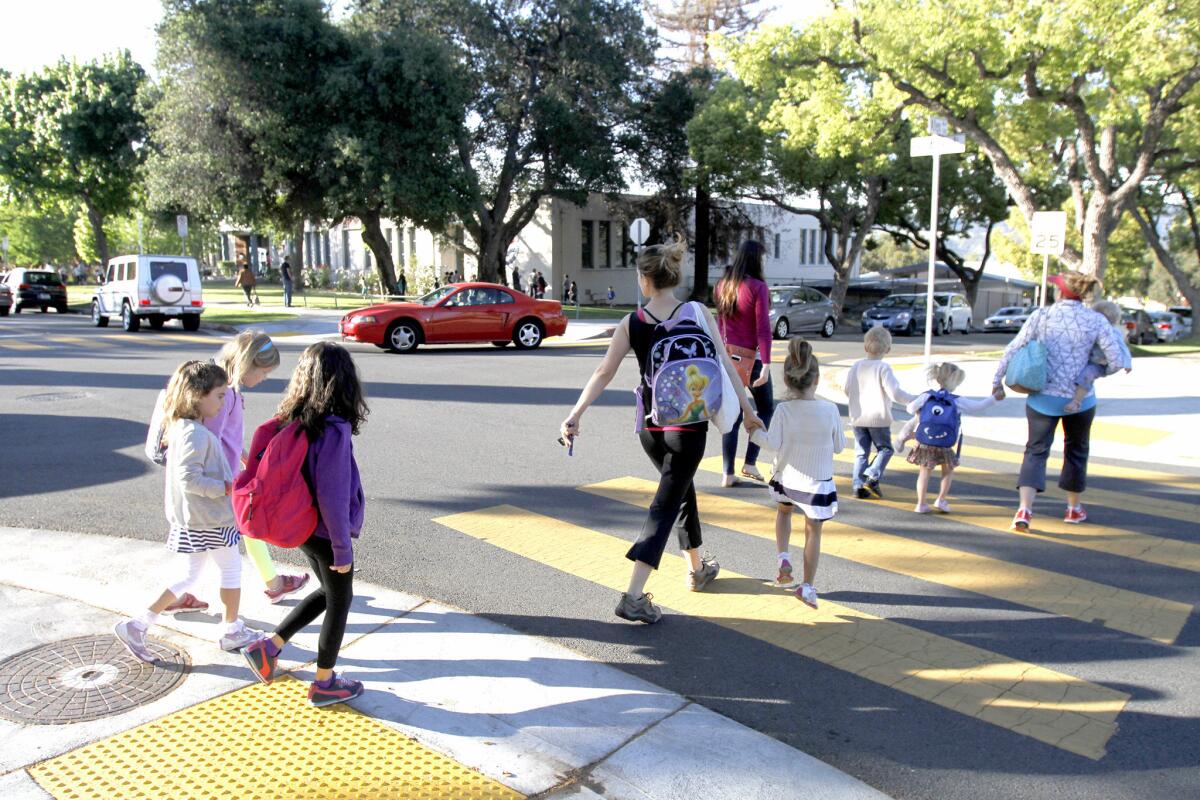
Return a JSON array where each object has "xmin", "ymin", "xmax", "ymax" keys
[{"xmin": 1030, "ymin": 211, "xmax": 1067, "ymax": 255}]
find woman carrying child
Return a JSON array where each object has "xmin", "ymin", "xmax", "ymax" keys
[
  {"xmin": 750, "ymin": 339, "xmax": 843, "ymax": 609},
  {"xmin": 115, "ymin": 361, "xmax": 262, "ymax": 662},
  {"xmin": 242, "ymin": 342, "xmax": 368, "ymax": 707},
  {"xmin": 900, "ymin": 363, "xmax": 1004, "ymax": 514}
]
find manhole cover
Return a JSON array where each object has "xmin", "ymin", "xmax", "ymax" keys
[
  {"xmin": 0, "ymin": 635, "xmax": 190, "ymax": 724},
  {"xmin": 16, "ymin": 391, "xmax": 94, "ymax": 403}
]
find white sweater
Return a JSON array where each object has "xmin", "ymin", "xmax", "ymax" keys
[
  {"xmin": 164, "ymin": 419, "xmax": 235, "ymax": 531},
  {"xmin": 751, "ymin": 398, "xmax": 846, "ymax": 481},
  {"xmin": 845, "ymin": 358, "xmax": 915, "ymax": 428}
]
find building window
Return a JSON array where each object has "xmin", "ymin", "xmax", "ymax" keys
[
  {"xmin": 809, "ymin": 229, "xmax": 818, "ymax": 265},
  {"xmin": 342, "ymin": 229, "xmax": 351, "ymax": 269},
  {"xmin": 598, "ymin": 221, "xmax": 611, "ymax": 268},
  {"xmin": 799, "ymin": 229, "xmax": 807, "ymax": 265},
  {"xmin": 581, "ymin": 220, "xmax": 594, "ymax": 269},
  {"xmin": 621, "ymin": 228, "xmax": 633, "ymax": 267},
  {"xmin": 774, "ymin": 233, "xmax": 781, "ymax": 259},
  {"xmin": 408, "ymin": 228, "xmax": 417, "ymax": 265}
]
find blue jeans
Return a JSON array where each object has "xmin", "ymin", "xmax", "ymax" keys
[
  {"xmin": 852, "ymin": 426, "xmax": 893, "ymax": 489},
  {"xmin": 282, "ymin": 278, "xmax": 293, "ymax": 307},
  {"xmin": 721, "ymin": 360, "xmax": 775, "ymax": 475}
]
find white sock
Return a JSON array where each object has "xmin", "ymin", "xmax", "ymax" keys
[
  {"xmin": 778, "ymin": 552, "xmax": 791, "ymax": 564},
  {"xmin": 137, "ymin": 610, "xmax": 158, "ymax": 629},
  {"xmin": 223, "ymin": 619, "xmax": 243, "ymax": 635}
]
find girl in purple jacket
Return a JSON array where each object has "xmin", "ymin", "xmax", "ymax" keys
[{"xmin": 242, "ymin": 342, "xmax": 368, "ymax": 707}]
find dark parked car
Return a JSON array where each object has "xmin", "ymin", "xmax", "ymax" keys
[
  {"xmin": 1, "ymin": 268, "xmax": 68, "ymax": 313},
  {"xmin": 1121, "ymin": 309, "xmax": 1155, "ymax": 345},
  {"xmin": 0, "ymin": 280, "xmax": 11, "ymax": 316},
  {"xmin": 768, "ymin": 285, "xmax": 838, "ymax": 338}
]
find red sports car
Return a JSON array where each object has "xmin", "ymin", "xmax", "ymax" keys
[{"xmin": 339, "ymin": 282, "xmax": 569, "ymax": 353}]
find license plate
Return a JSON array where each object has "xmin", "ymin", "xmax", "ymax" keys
[{"xmin": 38, "ymin": 293, "xmax": 51, "ymax": 300}]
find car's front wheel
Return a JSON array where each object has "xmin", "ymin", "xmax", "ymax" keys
[
  {"xmin": 121, "ymin": 303, "xmax": 140, "ymax": 332},
  {"xmin": 962, "ymin": 318, "xmax": 971, "ymax": 335},
  {"xmin": 905, "ymin": 320, "xmax": 917, "ymax": 336},
  {"xmin": 820, "ymin": 317, "xmax": 835, "ymax": 338},
  {"xmin": 386, "ymin": 320, "xmax": 421, "ymax": 353},
  {"xmin": 513, "ymin": 319, "xmax": 544, "ymax": 349},
  {"xmin": 774, "ymin": 317, "xmax": 790, "ymax": 339},
  {"xmin": 92, "ymin": 300, "xmax": 108, "ymax": 327}
]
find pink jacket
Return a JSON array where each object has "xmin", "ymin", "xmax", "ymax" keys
[{"xmin": 716, "ymin": 276, "xmax": 772, "ymax": 363}]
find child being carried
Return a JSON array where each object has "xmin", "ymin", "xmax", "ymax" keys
[{"xmin": 1064, "ymin": 300, "xmax": 1133, "ymax": 414}]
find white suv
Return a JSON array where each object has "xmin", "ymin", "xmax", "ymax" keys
[
  {"xmin": 933, "ymin": 292, "xmax": 973, "ymax": 334},
  {"xmin": 92, "ymin": 255, "xmax": 205, "ymax": 332}
]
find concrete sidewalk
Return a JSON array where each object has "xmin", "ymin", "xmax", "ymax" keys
[
  {"xmin": 821, "ymin": 352, "xmax": 1200, "ymax": 471},
  {"xmin": 0, "ymin": 527, "xmax": 886, "ymax": 800}
]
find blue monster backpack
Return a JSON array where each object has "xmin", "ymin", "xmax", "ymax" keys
[{"xmin": 915, "ymin": 389, "xmax": 962, "ymax": 449}]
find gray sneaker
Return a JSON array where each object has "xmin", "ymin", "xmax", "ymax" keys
[
  {"xmin": 615, "ymin": 592, "xmax": 662, "ymax": 624},
  {"xmin": 688, "ymin": 558, "xmax": 720, "ymax": 592},
  {"xmin": 219, "ymin": 620, "xmax": 264, "ymax": 652},
  {"xmin": 114, "ymin": 620, "xmax": 154, "ymax": 663}
]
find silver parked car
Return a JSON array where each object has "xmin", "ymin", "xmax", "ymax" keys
[
  {"xmin": 1149, "ymin": 311, "xmax": 1184, "ymax": 342},
  {"xmin": 1168, "ymin": 306, "xmax": 1192, "ymax": 337},
  {"xmin": 983, "ymin": 305, "xmax": 1031, "ymax": 333},
  {"xmin": 768, "ymin": 285, "xmax": 838, "ymax": 338}
]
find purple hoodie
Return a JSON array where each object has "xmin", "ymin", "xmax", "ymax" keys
[{"xmin": 304, "ymin": 416, "xmax": 365, "ymax": 567}]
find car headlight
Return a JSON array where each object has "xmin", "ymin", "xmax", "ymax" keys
[
  {"xmin": 896, "ymin": 312, "xmax": 910, "ymax": 321},
  {"xmin": 352, "ymin": 315, "xmax": 376, "ymax": 324}
]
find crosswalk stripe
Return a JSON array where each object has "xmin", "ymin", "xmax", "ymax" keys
[
  {"xmin": 957, "ymin": 442, "xmax": 1200, "ymax": 493},
  {"xmin": 434, "ymin": 505, "xmax": 1127, "ymax": 760},
  {"xmin": 0, "ymin": 339, "xmax": 49, "ymax": 350},
  {"xmin": 47, "ymin": 335, "xmax": 109, "ymax": 348},
  {"xmin": 825, "ymin": 449, "xmax": 1198, "ymax": 526},
  {"xmin": 584, "ymin": 477, "xmax": 1192, "ymax": 645},
  {"xmin": 699, "ymin": 456, "xmax": 1200, "ymax": 573}
]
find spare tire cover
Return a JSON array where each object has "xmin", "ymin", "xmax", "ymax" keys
[{"xmin": 152, "ymin": 273, "xmax": 185, "ymax": 305}]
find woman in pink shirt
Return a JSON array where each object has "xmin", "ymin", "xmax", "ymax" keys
[{"xmin": 715, "ymin": 240, "xmax": 775, "ymax": 487}]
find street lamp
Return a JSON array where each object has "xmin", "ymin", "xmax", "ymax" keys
[{"xmin": 910, "ymin": 117, "xmax": 965, "ymax": 367}]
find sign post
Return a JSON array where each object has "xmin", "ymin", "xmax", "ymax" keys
[
  {"xmin": 629, "ymin": 217, "xmax": 650, "ymax": 310},
  {"xmin": 176, "ymin": 214, "xmax": 189, "ymax": 257},
  {"xmin": 1029, "ymin": 211, "xmax": 1067, "ymax": 305},
  {"xmin": 910, "ymin": 119, "xmax": 966, "ymax": 367}
]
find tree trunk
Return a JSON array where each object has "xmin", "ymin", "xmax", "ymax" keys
[
  {"xmin": 82, "ymin": 197, "xmax": 109, "ymax": 270},
  {"xmin": 358, "ymin": 209, "xmax": 398, "ymax": 295},
  {"xmin": 472, "ymin": 224, "xmax": 508, "ymax": 284},
  {"xmin": 1133, "ymin": 205, "xmax": 1200, "ymax": 338},
  {"xmin": 692, "ymin": 181, "xmax": 711, "ymax": 301},
  {"xmin": 1080, "ymin": 194, "xmax": 1113, "ymax": 279},
  {"xmin": 292, "ymin": 219, "xmax": 305, "ymax": 286}
]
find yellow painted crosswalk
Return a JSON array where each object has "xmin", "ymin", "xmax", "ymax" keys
[
  {"xmin": 699, "ymin": 457, "xmax": 1200, "ymax": 573},
  {"xmin": 435, "ymin": 505, "xmax": 1129, "ymax": 760},
  {"xmin": 958, "ymin": 442, "xmax": 1200, "ymax": 493},
  {"xmin": 584, "ymin": 477, "xmax": 1192, "ymax": 644}
]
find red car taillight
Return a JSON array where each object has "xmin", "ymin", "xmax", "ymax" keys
[
  {"xmin": 191, "ymin": 300, "xmax": 203, "ymax": 307},
  {"xmin": 139, "ymin": 299, "xmax": 150, "ymax": 306},
  {"xmin": 1157, "ymin": 323, "xmax": 1170, "ymax": 329},
  {"xmin": 18, "ymin": 283, "xmax": 29, "ymax": 290},
  {"xmin": 1125, "ymin": 321, "xmax": 1135, "ymax": 330}
]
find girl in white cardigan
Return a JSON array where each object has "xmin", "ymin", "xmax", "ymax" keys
[
  {"xmin": 751, "ymin": 339, "xmax": 845, "ymax": 609},
  {"xmin": 115, "ymin": 361, "xmax": 261, "ymax": 663}
]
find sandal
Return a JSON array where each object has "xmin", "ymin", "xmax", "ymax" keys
[{"xmin": 740, "ymin": 464, "xmax": 765, "ymax": 482}]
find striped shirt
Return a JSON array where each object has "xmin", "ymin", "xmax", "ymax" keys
[{"xmin": 167, "ymin": 525, "xmax": 240, "ymax": 554}]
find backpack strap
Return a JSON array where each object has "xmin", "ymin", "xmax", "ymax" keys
[{"xmin": 641, "ymin": 302, "xmax": 685, "ymax": 325}]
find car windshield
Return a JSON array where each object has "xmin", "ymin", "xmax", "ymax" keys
[
  {"xmin": 149, "ymin": 261, "xmax": 188, "ymax": 282},
  {"xmin": 996, "ymin": 308, "xmax": 1024, "ymax": 316},
  {"xmin": 24, "ymin": 271, "xmax": 59, "ymax": 285},
  {"xmin": 418, "ymin": 286, "xmax": 456, "ymax": 306},
  {"xmin": 876, "ymin": 296, "xmax": 924, "ymax": 308}
]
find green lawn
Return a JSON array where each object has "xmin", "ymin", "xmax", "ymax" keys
[
  {"xmin": 199, "ymin": 308, "xmax": 299, "ymax": 325},
  {"xmin": 1130, "ymin": 339, "xmax": 1200, "ymax": 357}
]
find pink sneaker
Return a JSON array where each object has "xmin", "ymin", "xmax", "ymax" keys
[
  {"xmin": 1064, "ymin": 505, "xmax": 1088, "ymax": 524},
  {"xmin": 162, "ymin": 592, "xmax": 209, "ymax": 615},
  {"xmin": 264, "ymin": 573, "xmax": 310, "ymax": 604}
]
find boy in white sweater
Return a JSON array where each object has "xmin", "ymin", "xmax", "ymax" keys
[{"xmin": 845, "ymin": 327, "xmax": 914, "ymax": 499}]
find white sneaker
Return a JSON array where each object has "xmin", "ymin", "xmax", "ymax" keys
[
  {"xmin": 796, "ymin": 583, "xmax": 819, "ymax": 609},
  {"xmin": 114, "ymin": 620, "xmax": 154, "ymax": 663},
  {"xmin": 721, "ymin": 474, "xmax": 738, "ymax": 487},
  {"xmin": 219, "ymin": 620, "xmax": 264, "ymax": 652}
]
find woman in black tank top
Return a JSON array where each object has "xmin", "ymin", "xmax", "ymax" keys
[{"xmin": 560, "ymin": 238, "xmax": 762, "ymax": 624}]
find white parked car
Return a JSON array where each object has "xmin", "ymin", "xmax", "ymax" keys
[
  {"xmin": 92, "ymin": 255, "xmax": 205, "ymax": 332},
  {"xmin": 983, "ymin": 306, "xmax": 1032, "ymax": 333},
  {"xmin": 1168, "ymin": 306, "xmax": 1192, "ymax": 337},
  {"xmin": 1149, "ymin": 311, "xmax": 1184, "ymax": 342},
  {"xmin": 932, "ymin": 292, "xmax": 974, "ymax": 334}
]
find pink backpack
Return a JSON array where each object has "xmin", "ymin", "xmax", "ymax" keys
[{"xmin": 233, "ymin": 418, "xmax": 317, "ymax": 548}]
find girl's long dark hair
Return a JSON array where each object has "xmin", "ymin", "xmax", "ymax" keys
[
  {"xmin": 276, "ymin": 342, "xmax": 369, "ymax": 441},
  {"xmin": 716, "ymin": 239, "xmax": 765, "ymax": 319}
]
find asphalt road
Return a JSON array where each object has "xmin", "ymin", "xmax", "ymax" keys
[{"xmin": 1, "ymin": 312, "xmax": 1197, "ymax": 800}]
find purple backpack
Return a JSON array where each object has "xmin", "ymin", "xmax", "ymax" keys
[{"xmin": 635, "ymin": 303, "xmax": 724, "ymax": 429}]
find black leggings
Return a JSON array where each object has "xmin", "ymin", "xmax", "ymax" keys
[
  {"xmin": 626, "ymin": 429, "xmax": 706, "ymax": 569},
  {"xmin": 1018, "ymin": 404, "xmax": 1095, "ymax": 493},
  {"xmin": 275, "ymin": 534, "xmax": 354, "ymax": 670}
]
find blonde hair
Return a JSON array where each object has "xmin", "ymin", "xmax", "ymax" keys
[
  {"xmin": 215, "ymin": 330, "xmax": 279, "ymax": 388},
  {"xmin": 637, "ymin": 235, "xmax": 686, "ymax": 290},
  {"xmin": 684, "ymin": 364, "xmax": 710, "ymax": 392},
  {"xmin": 1091, "ymin": 299, "xmax": 1122, "ymax": 326},
  {"xmin": 863, "ymin": 325, "xmax": 892, "ymax": 356},
  {"xmin": 783, "ymin": 338, "xmax": 819, "ymax": 394},
  {"xmin": 161, "ymin": 360, "xmax": 228, "ymax": 443},
  {"xmin": 1059, "ymin": 270, "xmax": 1102, "ymax": 302},
  {"xmin": 927, "ymin": 362, "xmax": 965, "ymax": 392}
]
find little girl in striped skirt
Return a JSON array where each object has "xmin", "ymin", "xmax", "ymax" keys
[
  {"xmin": 751, "ymin": 339, "xmax": 845, "ymax": 609},
  {"xmin": 114, "ymin": 360, "xmax": 262, "ymax": 663}
]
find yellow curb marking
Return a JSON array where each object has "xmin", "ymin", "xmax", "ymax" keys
[
  {"xmin": 30, "ymin": 676, "xmax": 523, "ymax": 800},
  {"xmin": 587, "ymin": 477, "xmax": 1191, "ymax": 645},
  {"xmin": 701, "ymin": 456, "xmax": 1200, "ymax": 574},
  {"xmin": 435, "ymin": 505, "xmax": 1128, "ymax": 760}
]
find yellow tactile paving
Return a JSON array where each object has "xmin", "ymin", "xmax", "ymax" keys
[
  {"xmin": 435, "ymin": 505, "xmax": 1129, "ymax": 760},
  {"xmin": 959, "ymin": 442, "xmax": 1200, "ymax": 492},
  {"xmin": 699, "ymin": 456, "xmax": 1200, "ymax": 574},
  {"xmin": 824, "ymin": 450, "xmax": 1200, "ymax": 526},
  {"xmin": 585, "ymin": 477, "xmax": 1192, "ymax": 644},
  {"xmin": 29, "ymin": 677, "xmax": 522, "ymax": 800}
]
